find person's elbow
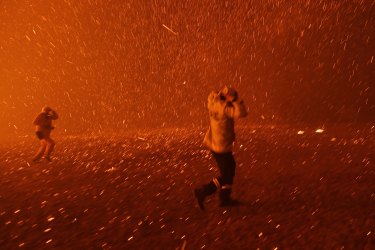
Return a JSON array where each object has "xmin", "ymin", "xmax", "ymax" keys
[
  {"xmin": 52, "ymin": 112, "xmax": 59, "ymax": 119},
  {"xmin": 232, "ymin": 102, "xmax": 248, "ymax": 119},
  {"xmin": 33, "ymin": 117, "xmax": 40, "ymax": 125},
  {"xmin": 233, "ymin": 109, "xmax": 247, "ymax": 119},
  {"xmin": 238, "ymin": 109, "xmax": 247, "ymax": 118}
]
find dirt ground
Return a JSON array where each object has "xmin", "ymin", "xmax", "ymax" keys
[{"xmin": 0, "ymin": 124, "xmax": 374, "ymax": 249}]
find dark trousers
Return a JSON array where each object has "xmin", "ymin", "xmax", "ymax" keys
[
  {"xmin": 211, "ymin": 151, "xmax": 236, "ymax": 186},
  {"xmin": 197, "ymin": 151, "xmax": 237, "ymax": 204}
]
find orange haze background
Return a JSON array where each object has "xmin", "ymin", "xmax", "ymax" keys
[{"xmin": 0, "ymin": 0, "xmax": 374, "ymax": 141}]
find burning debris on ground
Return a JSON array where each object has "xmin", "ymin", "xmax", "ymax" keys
[{"xmin": 0, "ymin": 125, "xmax": 374, "ymax": 248}]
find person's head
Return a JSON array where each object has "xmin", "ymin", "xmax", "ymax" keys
[
  {"xmin": 219, "ymin": 86, "xmax": 238, "ymax": 102},
  {"xmin": 42, "ymin": 106, "xmax": 52, "ymax": 113}
]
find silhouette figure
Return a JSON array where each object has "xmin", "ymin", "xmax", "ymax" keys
[
  {"xmin": 32, "ymin": 106, "xmax": 59, "ymax": 162},
  {"xmin": 195, "ymin": 86, "xmax": 247, "ymax": 209}
]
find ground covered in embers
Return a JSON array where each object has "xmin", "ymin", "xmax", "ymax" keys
[{"xmin": 0, "ymin": 124, "xmax": 374, "ymax": 249}]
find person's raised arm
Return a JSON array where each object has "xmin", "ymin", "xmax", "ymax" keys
[
  {"xmin": 33, "ymin": 113, "xmax": 44, "ymax": 126},
  {"xmin": 49, "ymin": 110, "xmax": 59, "ymax": 120},
  {"xmin": 224, "ymin": 99, "xmax": 248, "ymax": 119}
]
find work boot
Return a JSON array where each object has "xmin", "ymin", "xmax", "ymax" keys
[
  {"xmin": 44, "ymin": 156, "xmax": 52, "ymax": 162},
  {"xmin": 194, "ymin": 188, "xmax": 206, "ymax": 210},
  {"xmin": 219, "ymin": 188, "xmax": 239, "ymax": 207},
  {"xmin": 32, "ymin": 157, "xmax": 41, "ymax": 163},
  {"xmin": 194, "ymin": 182, "xmax": 217, "ymax": 210}
]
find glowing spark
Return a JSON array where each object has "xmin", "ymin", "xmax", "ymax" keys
[
  {"xmin": 297, "ymin": 130, "xmax": 304, "ymax": 135},
  {"xmin": 162, "ymin": 24, "xmax": 178, "ymax": 36},
  {"xmin": 181, "ymin": 240, "xmax": 187, "ymax": 250},
  {"xmin": 315, "ymin": 129, "xmax": 324, "ymax": 133},
  {"xmin": 105, "ymin": 167, "xmax": 116, "ymax": 172}
]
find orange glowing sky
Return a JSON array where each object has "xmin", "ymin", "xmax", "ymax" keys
[{"xmin": 0, "ymin": 0, "xmax": 374, "ymax": 141}]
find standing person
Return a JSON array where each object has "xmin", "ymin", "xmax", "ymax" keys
[
  {"xmin": 194, "ymin": 86, "xmax": 247, "ymax": 210},
  {"xmin": 32, "ymin": 106, "xmax": 59, "ymax": 162}
]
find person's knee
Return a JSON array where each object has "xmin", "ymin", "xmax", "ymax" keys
[
  {"xmin": 223, "ymin": 176, "xmax": 234, "ymax": 185},
  {"xmin": 223, "ymin": 166, "xmax": 235, "ymax": 184},
  {"xmin": 228, "ymin": 155, "xmax": 236, "ymax": 167}
]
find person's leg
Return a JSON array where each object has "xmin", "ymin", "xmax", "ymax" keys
[
  {"xmin": 33, "ymin": 140, "xmax": 47, "ymax": 161},
  {"xmin": 194, "ymin": 151, "xmax": 227, "ymax": 210},
  {"xmin": 194, "ymin": 180, "xmax": 217, "ymax": 210},
  {"xmin": 212, "ymin": 151, "xmax": 230, "ymax": 186},
  {"xmin": 220, "ymin": 152, "xmax": 236, "ymax": 185},
  {"xmin": 44, "ymin": 137, "xmax": 55, "ymax": 161},
  {"xmin": 219, "ymin": 152, "xmax": 237, "ymax": 206}
]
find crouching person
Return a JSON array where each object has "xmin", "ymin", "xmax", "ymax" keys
[
  {"xmin": 32, "ymin": 106, "xmax": 59, "ymax": 162},
  {"xmin": 195, "ymin": 86, "xmax": 247, "ymax": 210}
]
